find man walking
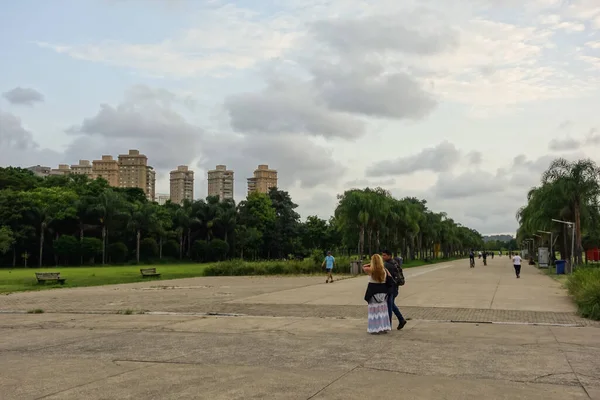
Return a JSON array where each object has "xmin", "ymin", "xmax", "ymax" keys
[
  {"xmin": 382, "ymin": 250, "xmax": 407, "ymax": 330},
  {"xmin": 512, "ymin": 253, "xmax": 522, "ymax": 278},
  {"xmin": 323, "ymin": 251, "xmax": 335, "ymax": 283}
]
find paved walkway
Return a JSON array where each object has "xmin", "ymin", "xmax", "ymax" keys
[{"xmin": 2, "ymin": 257, "xmax": 599, "ymax": 399}]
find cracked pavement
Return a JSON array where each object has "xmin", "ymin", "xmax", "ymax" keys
[{"xmin": 1, "ymin": 258, "xmax": 599, "ymax": 399}]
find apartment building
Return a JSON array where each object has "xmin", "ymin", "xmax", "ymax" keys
[
  {"xmin": 92, "ymin": 155, "xmax": 120, "ymax": 186},
  {"xmin": 27, "ymin": 165, "xmax": 51, "ymax": 177},
  {"xmin": 50, "ymin": 164, "xmax": 71, "ymax": 176},
  {"xmin": 156, "ymin": 193, "xmax": 170, "ymax": 205},
  {"xmin": 207, "ymin": 165, "xmax": 234, "ymax": 200},
  {"xmin": 146, "ymin": 166, "xmax": 156, "ymax": 201},
  {"xmin": 118, "ymin": 149, "xmax": 147, "ymax": 190},
  {"xmin": 247, "ymin": 164, "xmax": 277, "ymax": 194},
  {"xmin": 170, "ymin": 165, "xmax": 194, "ymax": 205},
  {"xmin": 70, "ymin": 160, "xmax": 93, "ymax": 176}
]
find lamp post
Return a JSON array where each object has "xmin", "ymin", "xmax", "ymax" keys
[
  {"xmin": 552, "ymin": 219, "xmax": 575, "ymax": 273},
  {"xmin": 538, "ymin": 230, "xmax": 553, "ymax": 265}
]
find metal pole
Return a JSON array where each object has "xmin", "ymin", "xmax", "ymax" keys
[
  {"xmin": 571, "ymin": 225, "xmax": 575, "ymax": 273},
  {"xmin": 550, "ymin": 232, "xmax": 553, "ymax": 264}
]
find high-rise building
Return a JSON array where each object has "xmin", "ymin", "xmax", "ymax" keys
[
  {"xmin": 92, "ymin": 155, "xmax": 120, "ymax": 186},
  {"xmin": 156, "ymin": 193, "xmax": 170, "ymax": 205},
  {"xmin": 50, "ymin": 164, "xmax": 71, "ymax": 176},
  {"xmin": 207, "ymin": 165, "xmax": 234, "ymax": 200},
  {"xmin": 146, "ymin": 166, "xmax": 156, "ymax": 201},
  {"xmin": 118, "ymin": 149, "xmax": 148, "ymax": 191},
  {"xmin": 70, "ymin": 160, "xmax": 93, "ymax": 177},
  {"xmin": 170, "ymin": 165, "xmax": 194, "ymax": 205},
  {"xmin": 27, "ymin": 165, "xmax": 51, "ymax": 177},
  {"xmin": 247, "ymin": 164, "xmax": 277, "ymax": 195}
]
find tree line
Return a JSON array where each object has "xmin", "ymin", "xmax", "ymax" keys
[
  {"xmin": 0, "ymin": 167, "xmax": 484, "ymax": 267},
  {"xmin": 517, "ymin": 158, "xmax": 600, "ymax": 265}
]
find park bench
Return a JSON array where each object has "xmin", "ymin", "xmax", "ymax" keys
[
  {"xmin": 140, "ymin": 268, "xmax": 161, "ymax": 278},
  {"xmin": 35, "ymin": 272, "xmax": 66, "ymax": 284}
]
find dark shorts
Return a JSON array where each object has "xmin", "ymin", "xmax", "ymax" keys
[{"xmin": 326, "ymin": 268, "xmax": 332, "ymax": 273}]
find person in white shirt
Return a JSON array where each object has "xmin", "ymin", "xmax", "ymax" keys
[{"xmin": 512, "ymin": 254, "xmax": 522, "ymax": 278}]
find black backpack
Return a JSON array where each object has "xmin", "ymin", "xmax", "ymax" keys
[
  {"xmin": 388, "ymin": 260, "xmax": 405, "ymax": 287},
  {"xmin": 395, "ymin": 260, "xmax": 406, "ymax": 286}
]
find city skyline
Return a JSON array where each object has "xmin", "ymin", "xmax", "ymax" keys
[{"xmin": 27, "ymin": 158, "xmax": 280, "ymax": 203}]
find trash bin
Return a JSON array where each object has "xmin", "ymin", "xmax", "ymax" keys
[
  {"xmin": 350, "ymin": 260, "xmax": 363, "ymax": 275},
  {"xmin": 555, "ymin": 260, "xmax": 566, "ymax": 275}
]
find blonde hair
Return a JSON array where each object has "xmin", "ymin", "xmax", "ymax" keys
[{"xmin": 370, "ymin": 254, "xmax": 386, "ymax": 283}]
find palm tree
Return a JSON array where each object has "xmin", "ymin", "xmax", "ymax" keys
[
  {"xmin": 94, "ymin": 189, "xmax": 128, "ymax": 265},
  {"xmin": 128, "ymin": 202, "xmax": 159, "ymax": 263},
  {"xmin": 541, "ymin": 158, "xmax": 600, "ymax": 264}
]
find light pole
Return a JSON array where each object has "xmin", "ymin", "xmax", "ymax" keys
[
  {"xmin": 538, "ymin": 230, "xmax": 553, "ymax": 265},
  {"xmin": 552, "ymin": 219, "xmax": 575, "ymax": 273}
]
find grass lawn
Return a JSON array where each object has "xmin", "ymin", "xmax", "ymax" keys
[
  {"xmin": 0, "ymin": 264, "xmax": 208, "ymax": 294},
  {"xmin": 0, "ymin": 256, "xmax": 464, "ymax": 294}
]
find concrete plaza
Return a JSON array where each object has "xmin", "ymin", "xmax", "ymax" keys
[{"xmin": 1, "ymin": 257, "xmax": 599, "ymax": 399}]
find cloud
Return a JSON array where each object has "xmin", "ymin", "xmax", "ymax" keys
[
  {"xmin": 366, "ymin": 141, "xmax": 461, "ymax": 177},
  {"xmin": 2, "ymin": 87, "xmax": 45, "ymax": 106},
  {"xmin": 432, "ymin": 170, "xmax": 505, "ymax": 199},
  {"xmin": 344, "ymin": 178, "xmax": 396, "ymax": 188},
  {"xmin": 311, "ymin": 62, "xmax": 437, "ymax": 119},
  {"xmin": 310, "ymin": 12, "xmax": 459, "ymax": 56},
  {"xmin": 225, "ymin": 79, "xmax": 364, "ymax": 139},
  {"xmin": 64, "ymin": 86, "xmax": 203, "ymax": 170},
  {"xmin": 548, "ymin": 137, "xmax": 581, "ymax": 151},
  {"xmin": 558, "ymin": 120, "xmax": 573, "ymax": 130},
  {"xmin": 554, "ymin": 21, "xmax": 586, "ymax": 32},
  {"xmin": 0, "ymin": 111, "xmax": 59, "ymax": 166},
  {"xmin": 35, "ymin": 3, "xmax": 300, "ymax": 77},
  {"xmin": 199, "ymin": 133, "xmax": 347, "ymax": 194},
  {"xmin": 467, "ymin": 151, "xmax": 483, "ymax": 165}
]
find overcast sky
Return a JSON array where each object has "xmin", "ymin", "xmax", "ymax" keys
[{"xmin": 1, "ymin": 0, "xmax": 600, "ymax": 235}]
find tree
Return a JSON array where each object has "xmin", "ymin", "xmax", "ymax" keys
[
  {"xmin": 266, "ymin": 188, "xmax": 301, "ymax": 258},
  {"xmin": 93, "ymin": 189, "xmax": 129, "ymax": 265},
  {"xmin": 541, "ymin": 158, "xmax": 600, "ymax": 265},
  {"xmin": 54, "ymin": 235, "xmax": 79, "ymax": 265},
  {"xmin": 209, "ymin": 239, "xmax": 229, "ymax": 261},
  {"xmin": 0, "ymin": 226, "xmax": 15, "ymax": 254},
  {"xmin": 128, "ymin": 202, "xmax": 159, "ymax": 263},
  {"xmin": 29, "ymin": 187, "xmax": 78, "ymax": 267}
]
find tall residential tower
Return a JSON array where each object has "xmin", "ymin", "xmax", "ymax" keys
[
  {"xmin": 207, "ymin": 165, "xmax": 234, "ymax": 200},
  {"xmin": 170, "ymin": 165, "xmax": 194, "ymax": 205},
  {"xmin": 247, "ymin": 164, "xmax": 277, "ymax": 195}
]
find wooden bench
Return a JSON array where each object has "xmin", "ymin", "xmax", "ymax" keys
[
  {"xmin": 140, "ymin": 268, "xmax": 161, "ymax": 278},
  {"xmin": 35, "ymin": 272, "xmax": 66, "ymax": 284}
]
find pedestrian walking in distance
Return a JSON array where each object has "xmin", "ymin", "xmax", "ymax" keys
[
  {"xmin": 512, "ymin": 253, "xmax": 522, "ymax": 278},
  {"xmin": 323, "ymin": 251, "xmax": 336, "ymax": 283}
]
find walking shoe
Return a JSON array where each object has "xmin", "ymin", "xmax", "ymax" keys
[{"xmin": 397, "ymin": 319, "xmax": 407, "ymax": 330}]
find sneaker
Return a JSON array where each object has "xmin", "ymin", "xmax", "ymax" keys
[{"xmin": 397, "ymin": 320, "xmax": 407, "ymax": 330}]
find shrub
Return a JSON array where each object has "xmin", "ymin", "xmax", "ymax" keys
[
  {"xmin": 53, "ymin": 235, "xmax": 79, "ymax": 265},
  {"xmin": 209, "ymin": 239, "xmax": 230, "ymax": 261},
  {"xmin": 163, "ymin": 240, "xmax": 180, "ymax": 258},
  {"xmin": 311, "ymin": 249, "xmax": 325, "ymax": 266},
  {"xmin": 140, "ymin": 238, "xmax": 159, "ymax": 260},
  {"xmin": 108, "ymin": 242, "xmax": 128, "ymax": 263},
  {"xmin": 566, "ymin": 267, "xmax": 600, "ymax": 320},
  {"xmin": 203, "ymin": 259, "xmax": 322, "ymax": 277},
  {"xmin": 80, "ymin": 237, "xmax": 102, "ymax": 263},
  {"xmin": 192, "ymin": 240, "xmax": 208, "ymax": 262}
]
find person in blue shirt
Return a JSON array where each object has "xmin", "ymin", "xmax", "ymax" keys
[{"xmin": 323, "ymin": 251, "xmax": 336, "ymax": 283}]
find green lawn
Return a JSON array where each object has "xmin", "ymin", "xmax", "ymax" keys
[
  {"xmin": 0, "ymin": 264, "xmax": 208, "ymax": 294},
  {"xmin": 0, "ymin": 256, "xmax": 465, "ymax": 294}
]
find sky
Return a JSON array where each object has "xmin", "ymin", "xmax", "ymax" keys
[{"xmin": 1, "ymin": 0, "xmax": 600, "ymax": 235}]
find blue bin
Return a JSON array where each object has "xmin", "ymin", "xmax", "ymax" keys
[{"xmin": 555, "ymin": 260, "xmax": 566, "ymax": 275}]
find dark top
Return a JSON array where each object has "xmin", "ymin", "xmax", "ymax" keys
[{"xmin": 364, "ymin": 282, "xmax": 389, "ymax": 303}]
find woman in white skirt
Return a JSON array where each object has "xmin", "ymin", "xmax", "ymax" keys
[{"xmin": 363, "ymin": 254, "xmax": 392, "ymax": 334}]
